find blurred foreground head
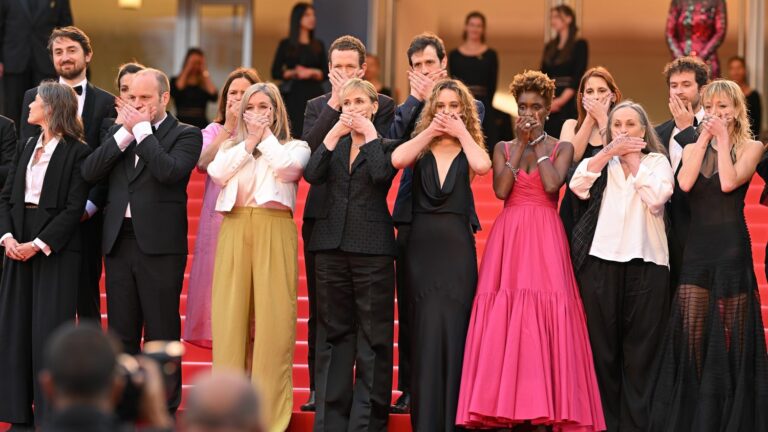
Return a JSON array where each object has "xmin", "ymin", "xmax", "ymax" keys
[{"xmin": 184, "ymin": 371, "xmax": 263, "ymax": 432}]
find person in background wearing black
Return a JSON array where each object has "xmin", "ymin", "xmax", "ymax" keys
[
  {"xmin": 0, "ymin": 81, "xmax": 92, "ymax": 429},
  {"xmin": 272, "ymin": 2, "xmax": 326, "ymax": 138},
  {"xmin": 541, "ymin": 4, "xmax": 588, "ymax": 138},
  {"xmin": 171, "ymin": 48, "xmax": 218, "ymax": 129},
  {"xmin": 80, "ymin": 68, "xmax": 203, "ymax": 416},
  {"xmin": 0, "ymin": 0, "xmax": 73, "ymax": 128},
  {"xmin": 21, "ymin": 27, "xmax": 117, "ymax": 323},
  {"xmin": 449, "ymin": 11, "xmax": 499, "ymax": 146},
  {"xmin": 727, "ymin": 55, "xmax": 762, "ymax": 140},
  {"xmin": 39, "ymin": 323, "xmax": 173, "ymax": 432},
  {"xmin": 304, "ymin": 78, "xmax": 400, "ymax": 432},
  {"xmin": 0, "ymin": 115, "xmax": 15, "ymax": 187},
  {"xmin": 364, "ymin": 54, "xmax": 391, "ymax": 97},
  {"xmin": 299, "ymin": 34, "xmax": 394, "ymax": 412}
]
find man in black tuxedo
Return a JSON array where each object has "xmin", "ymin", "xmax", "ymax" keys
[
  {"xmin": 655, "ymin": 56, "xmax": 710, "ymax": 289},
  {"xmin": 299, "ymin": 35, "xmax": 394, "ymax": 412},
  {"xmin": 19, "ymin": 26, "xmax": 116, "ymax": 322},
  {"xmin": 81, "ymin": 68, "xmax": 202, "ymax": 413},
  {"xmin": 0, "ymin": 0, "xmax": 73, "ymax": 127}
]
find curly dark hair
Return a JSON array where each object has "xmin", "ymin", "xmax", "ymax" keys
[
  {"xmin": 509, "ymin": 70, "xmax": 556, "ymax": 107},
  {"xmin": 663, "ymin": 56, "xmax": 710, "ymax": 88}
]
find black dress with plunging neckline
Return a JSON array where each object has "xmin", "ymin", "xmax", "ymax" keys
[{"xmin": 406, "ymin": 150, "xmax": 477, "ymax": 432}]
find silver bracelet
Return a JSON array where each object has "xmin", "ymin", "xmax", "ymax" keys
[
  {"xmin": 537, "ymin": 155, "xmax": 550, "ymax": 164},
  {"xmin": 505, "ymin": 161, "xmax": 519, "ymax": 179}
]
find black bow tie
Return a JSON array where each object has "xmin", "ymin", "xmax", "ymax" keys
[{"xmin": 72, "ymin": 85, "xmax": 83, "ymax": 96}]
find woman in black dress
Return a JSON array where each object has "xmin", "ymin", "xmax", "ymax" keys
[
  {"xmin": 0, "ymin": 82, "xmax": 92, "ymax": 428},
  {"xmin": 727, "ymin": 56, "xmax": 762, "ymax": 139},
  {"xmin": 391, "ymin": 79, "xmax": 491, "ymax": 432},
  {"xmin": 449, "ymin": 11, "xmax": 499, "ymax": 146},
  {"xmin": 649, "ymin": 80, "xmax": 768, "ymax": 431},
  {"xmin": 271, "ymin": 2, "xmax": 327, "ymax": 138},
  {"xmin": 171, "ymin": 48, "xmax": 218, "ymax": 128},
  {"xmin": 541, "ymin": 4, "xmax": 588, "ymax": 138}
]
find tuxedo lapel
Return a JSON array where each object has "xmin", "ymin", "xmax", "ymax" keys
[
  {"xmin": 37, "ymin": 137, "xmax": 69, "ymax": 210},
  {"xmin": 130, "ymin": 114, "xmax": 176, "ymax": 183},
  {"xmin": 81, "ymin": 83, "xmax": 97, "ymax": 147}
]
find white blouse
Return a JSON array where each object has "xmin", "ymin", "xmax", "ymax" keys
[
  {"xmin": 208, "ymin": 134, "xmax": 310, "ymax": 212},
  {"xmin": 569, "ymin": 152, "xmax": 674, "ymax": 267}
]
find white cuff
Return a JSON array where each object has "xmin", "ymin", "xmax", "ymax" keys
[
  {"xmin": 0, "ymin": 233, "xmax": 12, "ymax": 246},
  {"xmin": 33, "ymin": 238, "xmax": 51, "ymax": 256},
  {"xmin": 132, "ymin": 121, "xmax": 153, "ymax": 144},
  {"xmin": 85, "ymin": 200, "xmax": 99, "ymax": 217},
  {"xmin": 114, "ymin": 127, "xmax": 134, "ymax": 151}
]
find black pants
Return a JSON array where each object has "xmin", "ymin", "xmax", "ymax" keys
[
  {"xmin": 576, "ymin": 256, "xmax": 670, "ymax": 432},
  {"xmin": 76, "ymin": 213, "xmax": 103, "ymax": 321},
  {"xmin": 313, "ymin": 251, "xmax": 395, "ymax": 432},
  {"xmin": 301, "ymin": 218, "xmax": 317, "ymax": 391},
  {"xmin": 395, "ymin": 224, "xmax": 412, "ymax": 394},
  {"xmin": 0, "ymin": 208, "xmax": 80, "ymax": 426},
  {"xmin": 104, "ymin": 219, "xmax": 186, "ymax": 413},
  {"xmin": 3, "ymin": 68, "xmax": 54, "ymax": 129}
]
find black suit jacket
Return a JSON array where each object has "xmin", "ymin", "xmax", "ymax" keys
[
  {"xmin": 301, "ymin": 92, "xmax": 395, "ymax": 220},
  {"xmin": 0, "ymin": 133, "xmax": 91, "ymax": 253},
  {"xmin": 0, "ymin": 0, "xmax": 73, "ymax": 74},
  {"xmin": 304, "ymin": 136, "xmax": 400, "ymax": 256},
  {"xmin": 655, "ymin": 119, "xmax": 698, "ymax": 152},
  {"xmin": 80, "ymin": 113, "xmax": 202, "ymax": 255},
  {"xmin": 21, "ymin": 83, "xmax": 117, "ymax": 207},
  {"xmin": 0, "ymin": 115, "xmax": 16, "ymax": 188}
]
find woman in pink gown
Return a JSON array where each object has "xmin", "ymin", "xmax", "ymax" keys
[
  {"xmin": 457, "ymin": 70, "xmax": 605, "ymax": 431},
  {"xmin": 184, "ymin": 68, "xmax": 260, "ymax": 348}
]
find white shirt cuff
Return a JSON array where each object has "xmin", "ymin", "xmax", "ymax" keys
[
  {"xmin": 85, "ymin": 200, "xmax": 98, "ymax": 217},
  {"xmin": 0, "ymin": 233, "xmax": 12, "ymax": 246},
  {"xmin": 132, "ymin": 121, "xmax": 153, "ymax": 144},
  {"xmin": 114, "ymin": 127, "xmax": 134, "ymax": 151},
  {"xmin": 33, "ymin": 238, "xmax": 51, "ymax": 256}
]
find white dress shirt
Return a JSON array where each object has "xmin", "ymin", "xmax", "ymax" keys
[
  {"xmin": 111, "ymin": 114, "xmax": 168, "ymax": 217},
  {"xmin": 0, "ymin": 134, "xmax": 63, "ymax": 255},
  {"xmin": 208, "ymin": 134, "xmax": 310, "ymax": 212},
  {"xmin": 569, "ymin": 152, "xmax": 674, "ymax": 267},
  {"xmin": 669, "ymin": 108, "xmax": 705, "ymax": 173},
  {"xmin": 60, "ymin": 76, "xmax": 87, "ymax": 117}
]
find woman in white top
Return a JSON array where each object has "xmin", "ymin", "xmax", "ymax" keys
[
  {"xmin": 207, "ymin": 82, "xmax": 310, "ymax": 432},
  {"xmin": 569, "ymin": 100, "xmax": 674, "ymax": 431}
]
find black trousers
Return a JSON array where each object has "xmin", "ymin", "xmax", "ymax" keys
[
  {"xmin": 313, "ymin": 251, "xmax": 395, "ymax": 432},
  {"xmin": 0, "ymin": 208, "xmax": 80, "ymax": 426},
  {"xmin": 3, "ymin": 68, "xmax": 54, "ymax": 129},
  {"xmin": 394, "ymin": 224, "xmax": 412, "ymax": 394},
  {"xmin": 301, "ymin": 218, "xmax": 317, "ymax": 391},
  {"xmin": 76, "ymin": 214, "xmax": 103, "ymax": 321},
  {"xmin": 104, "ymin": 219, "xmax": 186, "ymax": 413},
  {"xmin": 576, "ymin": 256, "xmax": 670, "ymax": 432}
]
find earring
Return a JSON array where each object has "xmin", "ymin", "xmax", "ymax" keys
[{"xmin": 546, "ymin": 115, "xmax": 550, "ymax": 121}]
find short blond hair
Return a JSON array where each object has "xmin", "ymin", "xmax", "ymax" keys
[{"xmin": 339, "ymin": 78, "xmax": 377, "ymax": 104}]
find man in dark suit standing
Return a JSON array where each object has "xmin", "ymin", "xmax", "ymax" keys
[
  {"xmin": 655, "ymin": 56, "xmax": 710, "ymax": 289},
  {"xmin": 19, "ymin": 26, "xmax": 116, "ymax": 322},
  {"xmin": 0, "ymin": 0, "xmax": 73, "ymax": 127},
  {"xmin": 81, "ymin": 68, "xmax": 202, "ymax": 413},
  {"xmin": 299, "ymin": 35, "xmax": 395, "ymax": 412}
]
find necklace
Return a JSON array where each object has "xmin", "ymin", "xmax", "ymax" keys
[{"xmin": 528, "ymin": 131, "xmax": 547, "ymax": 146}]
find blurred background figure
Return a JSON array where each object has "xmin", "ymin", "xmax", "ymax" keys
[
  {"xmin": 171, "ymin": 48, "xmax": 218, "ymax": 129},
  {"xmin": 449, "ymin": 11, "xmax": 499, "ymax": 146},
  {"xmin": 666, "ymin": 0, "xmax": 727, "ymax": 78},
  {"xmin": 541, "ymin": 4, "xmax": 588, "ymax": 138},
  {"xmin": 364, "ymin": 54, "xmax": 391, "ymax": 97},
  {"xmin": 184, "ymin": 372, "xmax": 263, "ymax": 432},
  {"xmin": 727, "ymin": 55, "xmax": 762, "ymax": 139},
  {"xmin": 272, "ymin": 2, "xmax": 327, "ymax": 138},
  {"xmin": 0, "ymin": 0, "xmax": 73, "ymax": 129}
]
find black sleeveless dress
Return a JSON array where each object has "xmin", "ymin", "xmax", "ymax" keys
[
  {"xmin": 649, "ymin": 145, "xmax": 768, "ymax": 431},
  {"xmin": 406, "ymin": 151, "xmax": 477, "ymax": 432}
]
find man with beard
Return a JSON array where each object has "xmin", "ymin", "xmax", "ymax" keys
[
  {"xmin": 655, "ymin": 56, "xmax": 710, "ymax": 289},
  {"xmin": 19, "ymin": 26, "xmax": 117, "ymax": 323}
]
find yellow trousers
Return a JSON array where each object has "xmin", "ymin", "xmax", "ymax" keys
[{"xmin": 211, "ymin": 207, "xmax": 297, "ymax": 432}]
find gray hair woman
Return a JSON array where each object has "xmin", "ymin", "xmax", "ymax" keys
[{"xmin": 0, "ymin": 80, "xmax": 92, "ymax": 427}]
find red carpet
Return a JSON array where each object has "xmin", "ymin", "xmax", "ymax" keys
[{"xmin": 2, "ymin": 169, "xmax": 767, "ymax": 432}]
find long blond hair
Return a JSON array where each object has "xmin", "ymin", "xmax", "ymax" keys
[
  {"xmin": 412, "ymin": 79, "xmax": 484, "ymax": 153},
  {"xmin": 701, "ymin": 79, "xmax": 753, "ymax": 160},
  {"xmin": 230, "ymin": 82, "xmax": 291, "ymax": 151}
]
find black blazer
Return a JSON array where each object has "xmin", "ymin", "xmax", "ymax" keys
[
  {"xmin": 301, "ymin": 92, "xmax": 395, "ymax": 220},
  {"xmin": 0, "ymin": 133, "xmax": 91, "ymax": 253},
  {"xmin": 0, "ymin": 115, "xmax": 16, "ymax": 188},
  {"xmin": 21, "ymin": 83, "xmax": 117, "ymax": 207},
  {"xmin": 304, "ymin": 136, "xmax": 400, "ymax": 257},
  {"xmin": 80, "ymin": 113, "xmax": 202, "ymax": 255},
  {"xmin": 655, "ymin": 119, "xmax": 698, "ymax": 153},
  {"xmin": 0, "ymin": 0, "xmax": 73, "ymax": 74}
]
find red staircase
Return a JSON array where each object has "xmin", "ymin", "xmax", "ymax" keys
[{"xmin": 2, "ymin": 169, "xmax": 767, "ymax": 432}]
